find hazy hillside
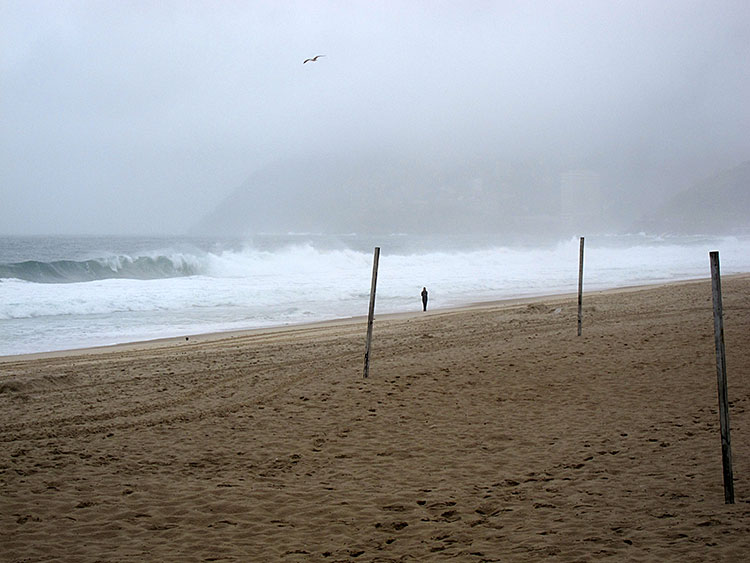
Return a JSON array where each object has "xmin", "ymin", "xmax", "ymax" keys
[
  {"xmin": 194, "ymin": 152, "xmax": 749, "ymax": 238},
  {"xmin": 632, "ymin": 161, "xmax": 750, "ymax": 235},
  {"xmin": 192, "ymin": 153, "xmax": 566, "ymax": 238}
]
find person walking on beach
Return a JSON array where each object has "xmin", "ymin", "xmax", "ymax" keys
[{"xmin": 421, "ymin": 287, "xmax": 428, "ymax": 312}]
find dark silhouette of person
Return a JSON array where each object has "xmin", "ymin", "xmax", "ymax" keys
[{"xmin": 421, "ymin": 287, "xmax": 428, "ymax": 312}]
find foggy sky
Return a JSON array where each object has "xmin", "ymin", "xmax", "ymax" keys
[{"xmin": 1, "ymin": 0, "xmax": 749, "ymax": 235}]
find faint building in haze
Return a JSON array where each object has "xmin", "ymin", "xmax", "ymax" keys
[{"xmin": 560, "ymin": 170, "xmax": 604, "ymax": 235}]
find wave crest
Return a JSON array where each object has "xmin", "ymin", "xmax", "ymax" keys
[{"xmin": 0, "ymin": 255, "xmax": 203, "ymax": 283}]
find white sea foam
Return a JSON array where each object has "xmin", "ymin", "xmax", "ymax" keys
[{"xmin": 1, "ymin": 234, "xmax": 749, "ymax": 356}]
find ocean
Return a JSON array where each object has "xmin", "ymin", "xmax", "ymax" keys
[{"xmin": 1, "ymin": 233, "xmax": 749, "ymax": 357}]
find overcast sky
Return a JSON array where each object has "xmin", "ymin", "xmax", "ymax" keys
[{"xmin": 1, "ymin": 0, "xmax": 749, "ymax": 235}]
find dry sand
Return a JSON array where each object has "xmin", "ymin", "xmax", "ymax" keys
[{"xmin": 2, "ymin": 277, "xmax": 750, "ymax": 562}]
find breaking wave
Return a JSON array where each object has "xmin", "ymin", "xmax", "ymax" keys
[
  {"xmin": 0, "ymin": 255, "xmax": 204, "ymax": 283},
  {"xmin": 2, "ymin": 234, "xmax": 750, "ymax": 355}
]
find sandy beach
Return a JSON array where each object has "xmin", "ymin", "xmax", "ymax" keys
[{"xmin": 2, "ymin": 276, "xmax": 749, "ymax": 562}]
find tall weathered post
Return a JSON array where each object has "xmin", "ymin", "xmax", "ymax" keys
[
  {"xmin": 363, "ymin": 246, "xmax": 380, "ymax": 378},
  {"xmin": 577, "ymin": 236, "xmax": 585, "ymax": 336},
  {"xmin": 710, "ymin": 250, "xmax": 735, "ymax": 504}
]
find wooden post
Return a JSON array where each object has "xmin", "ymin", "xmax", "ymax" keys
[
  {"xmin": 710, "ymin": 251, "xmax": 735, "ymax": 504},
  {"xmin": 363, "ymin": 246, "xmax": 380, "ymax": 378},
  {"xmin": 577, "ymin": 236, "xmax": 584, "ymax": 336}
]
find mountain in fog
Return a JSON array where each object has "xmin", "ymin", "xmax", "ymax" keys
[
  {"xmin": 194, "ymin": 152, "xmax": 749, "ymax": 238},
  {"xmin": 192, "ymin": 152, "xmax": 608, "ymax": 239},
  {"xmin": 632, "ymin": 161, "xmax": 750, "ymax": 235}
]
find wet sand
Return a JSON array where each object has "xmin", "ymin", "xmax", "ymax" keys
[{"xmin": 2, "ymin": 276, "xmax": 749, "ymax": 561}]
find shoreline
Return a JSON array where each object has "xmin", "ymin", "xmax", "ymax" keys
[
  {"xmin": 3, "ymin": 270, "xmax": 749, "ymax": 561},
  {"xmin": 3, "ymin": 273, "xmax": 744, "ymax": 364}
]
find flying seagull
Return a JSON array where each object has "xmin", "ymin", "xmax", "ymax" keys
[{"xmin": 303, "ymin": 55, "xmax": 326, "ymax": 64}]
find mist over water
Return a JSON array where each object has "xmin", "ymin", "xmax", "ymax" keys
[
  {"xmin": 2, "ymin": 4, "xmax": 748, "ymax": 361},
  {"xmin": 2, "ymin": 234, "xmax": 749, "ymax": 357},
  {"xmin": 2, "ymin": 2, "xmax": 749, "ymax": 236}
]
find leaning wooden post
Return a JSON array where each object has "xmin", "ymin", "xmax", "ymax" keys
[
  {"xmin": 710, "ymin": 250, "xmax": 735, "ymax": 504},
  {"xmin": 363, "ymin": 246, "xmax": 380, "ymax": 378},
  {"xmin": 577, "ymin": 236, "xmax": 584, "ymax": 336}
]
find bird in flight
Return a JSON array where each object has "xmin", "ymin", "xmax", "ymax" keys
[{"xmin": 303, "ymin": 55, "xmax": 326, "ymax": 64}]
